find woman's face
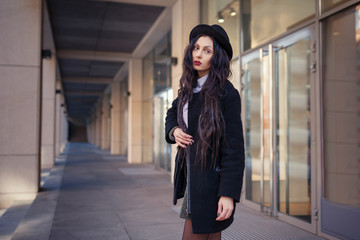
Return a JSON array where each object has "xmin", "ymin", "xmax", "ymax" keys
[{"xmin": 192, "ymin": 36, "xmax": 214, "ymax": 78}]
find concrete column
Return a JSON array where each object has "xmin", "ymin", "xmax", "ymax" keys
[
  {"xmin": 101, "ymin": 94, "xmax": 110, "ymax": 150},
  {"xmin": 119, "ymin": 80, "xmax": 128, "ymax": 155},
  {"xmin": 55, "ymin": 80, "xmax": 62, "ymax": 156},
  {"xmin": 41, "ymin": 56, "xmax": 56, "ymax": 169},
  {"xmin": 111, "ymin": 82, "xmax": 121, "ymax": 154},
  {"xmin": 170, "ymin": 0, "xmax": 200, "ymax": 180},
  {"xmin": 56, "ymin": 93, "xmax": 68, "ymax": 154},
  {"xmin": 128, "ymin": 59, "xmax": 143, "ymax": 163},
  {"xmin": 59, "ymin": 106, "xmax": 68, "ymax": 153},
  {"xmin": 96, "ymin": 103, "xmax": 102, "ymax": 147},
  {"xmin": 0, "ymin": 0, "xmax": 42, "ymax": 208},
  {"xmin": 92, "ymin": 114, "xmax": 96, "ymax": 145},
  {"xmin": 91, "ymin": 112, "xmax": 96, "ymax": 145}
]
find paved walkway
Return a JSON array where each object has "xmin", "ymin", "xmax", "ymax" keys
[{"xmin": 0, "ymin": 143, "xmax": 325, "ymax": 240}]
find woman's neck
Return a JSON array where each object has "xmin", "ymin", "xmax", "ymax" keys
[{"xmin": 197, "ymin": 70, "xmax": 210, "ymax": 78}]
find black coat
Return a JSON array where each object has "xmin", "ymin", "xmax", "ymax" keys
[{"xmin": 165, "ymin": 80, "xmax": 245, "ymax": 234}]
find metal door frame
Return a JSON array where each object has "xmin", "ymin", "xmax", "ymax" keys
[{"xmin": 241, "ymin": 25, "xmax": 318, "ymax": 234}]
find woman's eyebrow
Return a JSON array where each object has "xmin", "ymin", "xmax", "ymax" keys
[{"xmin": 195, "ymin": 44, "xmax": 213, "ymax": 49}]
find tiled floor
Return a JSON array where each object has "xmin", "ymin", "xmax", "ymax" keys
[{"xmin": 2, "ymin": 143, "xmax": 326, "ymax": 240}]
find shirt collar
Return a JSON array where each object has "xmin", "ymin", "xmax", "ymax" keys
[{"xmin": 193, "ymin": 74, "xmax": 208, "ymax": 93}]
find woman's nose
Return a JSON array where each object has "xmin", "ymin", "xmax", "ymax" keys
[{"xmin": 195, "ymin": 51, "xmax": 202, "ymax": 58}]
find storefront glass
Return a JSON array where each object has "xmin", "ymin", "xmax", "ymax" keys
[
  {"xmin": 321, "ymin": 5, "xmax": 360, "ymax": 239},
  {"xmin": 276, "ymin": 35, "xmax": 312, "ymax": 223},
  {"xmin": 241, "ymin": 0, "xmax": 315, "ymax": 51},
  {"xmin": 243, "ymin": 52, "xmax": 262, "ymax": 204},
  {"xmin": 142, "ymin": 32, "xmax": 172, "ymax": 171},
  {"xmin": 323, "ymin": 4, "xmax": 359, "ymax": 208}
]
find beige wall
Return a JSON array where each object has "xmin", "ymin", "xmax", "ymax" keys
[
  {"xmin": 0, "ymin": 0, "xmax": 42, "ymax": 208},
  {"xmin": 101, "ymin": 94, "xmax": 110, "ymax": 150},
  {"xmin": 41, "ymin": 57, "xmax": 56, "ymax": 169},
  {"xmin": 128, "ymin": 59, "xmax": 143, "ymax": 163},
  {"xmin": 170, "ymin": 0, "xmax": 200, "ymax": 180},
  {"xmin": 111, "ymin": 82, "xmax": 121, "ymax": 154},
  {"xmin": 95, "ymin": 102, "xmax": 102, "ymax": 147}
]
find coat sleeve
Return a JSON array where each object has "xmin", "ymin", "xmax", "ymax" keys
[
  {"xmin": 165, "ymin": 97, "xmax": 179, "ymax": 144},
  {"xmin": 218, "ymin": 87, "xmax": 245, "ymax": 202}
]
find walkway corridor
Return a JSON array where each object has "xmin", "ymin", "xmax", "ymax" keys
[{"xmin": 0, "ymin": 143, "xmax": 325, "ymax": 240}]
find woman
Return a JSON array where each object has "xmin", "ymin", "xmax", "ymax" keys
[{"xmin": 165, "ymin": 24, "xmax": 245, "ymax": 240}]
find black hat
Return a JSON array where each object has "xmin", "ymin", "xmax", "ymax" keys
[{"xmin": 189, "ymin": 24, "xmax": 233, "ymax": 60}]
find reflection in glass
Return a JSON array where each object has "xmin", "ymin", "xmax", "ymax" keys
[
  {"xmin": 321, "ymin": 0, "xmax": 351, "ymax": 13},
  {"xmin": 153, "ymin": 90, "xmax": 173, "ymax": 171},
  {"xmin": 277, "ymin": 38, "xmax": 311, "ymax": 222},
  {"xmin": 154, "ymin": 33, "xmax": 171, "ymax": 94},
  {"xmin": 262, "ymin": 54, "xmax": 271, "ymax": 208},
  {"xmin": 323, "ymin": 6, "xmax": 360, "ymax": 207},
  {"xmin": 142, "ymin": 32, "xmax": 172, "ymax": 170},
  {"xmin": 243, "ymin": 54, "xmax": 261, "ymax": 204},
  {"xmin": 241, "ymin": 0, "xmax": 315, "ymax": 51}
]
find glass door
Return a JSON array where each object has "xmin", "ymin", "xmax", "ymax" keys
[
  {"xmin": 243, "ymin": 26, "xmax": 316, "ymax": 233},
  {"xmin": 153, "ymin": 88, "xmax": 173, "ymax": 172},
  {"xmin": 243, "ymin": 48, "xmax": 272, "ymax": 214},
  {"xmin": 274, "ymin": 28, "xmax": 315, "ymax": 233}
]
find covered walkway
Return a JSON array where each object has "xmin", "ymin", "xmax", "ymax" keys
[{"xmin": 0, "ymin": 143, "xmax": 325, "ymax": 240}]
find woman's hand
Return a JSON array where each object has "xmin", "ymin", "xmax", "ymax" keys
[
  {"xmin": 216, "ymin": 196, "xmax": 234, "ymax": 221},
  {"xmin": 173, "ymin": 128, "xmax": 193, "ymax": 148}
]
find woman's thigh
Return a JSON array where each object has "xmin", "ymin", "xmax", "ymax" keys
[{"xmin": 182, "ymin": 220, "xmax": 221, "ymax": 240}]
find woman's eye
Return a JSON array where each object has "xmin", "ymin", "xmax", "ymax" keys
[{"xmin": 194, "ymin": 46, "xmax": 199, "ymax": 50}]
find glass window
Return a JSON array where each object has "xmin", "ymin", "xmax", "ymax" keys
[
  {"xmin": 142, "ymin": 32, "xmax": 172, "ymax": 170},
  {"xmin": 243, "ymin": 52, "xmax": 262, "ymax": 204},
  {"xmin": 153, "ymin": 89, "xmax": 173, "ymax": 172},
  {"xmin": 201, "ymin": 0, "xmax": 240, "ymax": 57},
  {"xmin": 154, "ymin": 32, "xmax": 171, "ymax": 94},
  {"xmin": 322, "ymin": 6, "xmax": 360, "ymax": 207},
  {"xmin": 241, "ymin": 0, "xmax": 315, "ymax": 51},
  {"xmin": 321, "ymin": 0, "xmax": 351, "ymax": 13},
  {"xmin": 276, "ymin": 36, "xmax": 312, "ymax": 223}
]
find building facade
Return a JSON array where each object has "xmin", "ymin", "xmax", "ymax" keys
[{"xmin": 0, "ymin": 0, "xmax": 358, "ymax": 239}]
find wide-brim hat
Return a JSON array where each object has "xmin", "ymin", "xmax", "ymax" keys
[{"xmin": 189, "ymin": 24, "xmax": 233, "ymax": 60}]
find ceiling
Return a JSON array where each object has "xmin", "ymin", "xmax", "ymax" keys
[{"xmin": 46, "ymin": 0, "xmax": 169, "ymax": 124}]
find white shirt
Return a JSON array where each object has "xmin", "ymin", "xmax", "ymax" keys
[{"xmin": 183, "ymin": 74, "xmax": 208, "ymax": 128}]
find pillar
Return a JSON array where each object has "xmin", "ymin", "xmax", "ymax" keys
[
  {"xmin": 0, "ymin": 0, "xmax": 42, "ymax": 208},
  {"xmin": 95, "ymin": 102, "xmax": 102, "ymax": 147},
  {"xmin": 111, "ymin": 82, "xmax": 121, "ymax": 154},
  {"xmin": 41, "ymin": 56, "xmax": 56, "ymax": 169},
  {"xmin": 170, "ymin": 0, "xmax": 200, "ymax": 180},
  {"xmin": 119, "ymin": 80, "xmax": 129, "ymax": 155},
  {"xmin": 101, "ymin": 94, "xmax": 110, "ymax": 150},
  {"xmin": 59, "ymin": 105, "xmax": 68, "ymax": 153},
  {"xmin": 128, "ymin": 59, "xmax": 143, "ymax": 163},
  {"xmin": 55, "ymin": 80, "xmax": 62, "ymax": 156}
]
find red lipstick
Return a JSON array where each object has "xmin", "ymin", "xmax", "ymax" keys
[{"xmin": 194, "ymin": 60, "xmax": 201, "ymax": 66}]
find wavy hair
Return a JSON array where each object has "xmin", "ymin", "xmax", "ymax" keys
[{"xmin": 177, "ymin": 35, "xmax": 231, "ymax": 169}]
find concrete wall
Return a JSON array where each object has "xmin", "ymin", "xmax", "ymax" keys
[
  {"xmin": 169, "ymin": 0, "xmax": 200, "ymax": 180},
  {"xmin": 128, "ymin": 59, "xmax": 143, "ymax": 163},
  {"xmin": 41, "ymin": 57, "xmax": 56, "ymax": 169},
  {"xmin": 0, "ymin": 0, "xmax": 42, "ymax": 208}
]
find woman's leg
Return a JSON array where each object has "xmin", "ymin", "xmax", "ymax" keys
[{"xmin": 182, "ymin": 220, "xmax": 221, "ymax": 240}]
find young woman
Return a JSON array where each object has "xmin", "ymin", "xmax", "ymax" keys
[{"xmin": 165, "ymin": 24, "xmax": 245, "ymax": 240}]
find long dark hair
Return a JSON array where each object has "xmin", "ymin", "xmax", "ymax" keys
[{"xmin": 177, "ymin": 35, "xmax": 231, "ymax": 169}]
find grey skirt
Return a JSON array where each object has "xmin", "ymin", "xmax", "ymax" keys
[{"xmin": 180, "ymin": 186, "xmax": 191, "ymax": 220}]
